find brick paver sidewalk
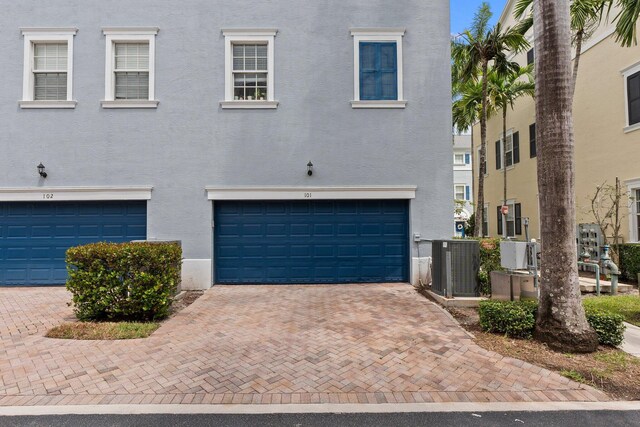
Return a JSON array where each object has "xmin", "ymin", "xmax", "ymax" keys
[{"xmin": 0, "ymin": 284, "xmax": 608, "ymax": 406}]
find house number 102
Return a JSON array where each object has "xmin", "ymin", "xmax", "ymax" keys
[
  {"xmin": 304, "ymin": 193, "xmax": 312, "ymax": 198},
  {"xmin": 42, "ymin": 193, "xmax": 54, "ymax": 199}
]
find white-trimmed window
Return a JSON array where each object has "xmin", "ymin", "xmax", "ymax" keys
[
  {"xmin": 102, "ymin": 28, "xmax": 158, "ymax": 108},
  {"xmin": 622, "ymin": 61, "xmax": 640, "ymax": 133},
  {"xmin": 482, "ymin": 204, "xmax": 489, "ymax": 237},
  {"xmin": 221, "ymin": 29, "xmax": 278, "ymax": 109},
  {"xmin": 454, "ymin": 153, "xmax": 465, "ymax": 165},
  {"xmin": 454, "ymin": 184, "xmax": 470, "ymax": 201},
  {"xmin": 20, "ymin": 28, "xmax": 77, "ymax": 109},
  {"xmin": 626, "ymin": 179, "xmax": 640, "ymax": 242},
  {"xmin": 350, "ymin": 28, "xmax": 406, "ymax": 109}
]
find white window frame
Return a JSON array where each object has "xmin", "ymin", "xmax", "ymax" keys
[
  {"xmin": 350, "ymin": 28, "xmax": 406, "ymax": 109},
  {"xmin": 101, "ymin": 27, "xmax": 159, "ymax": 109},
  {"xmin": 454, "ymin": 153, "xmax": 465, "ymax": 165},
  {"xmin": 505, "ymin": 200, "xmax": 516, "ymax": 238},
  {"xmin": 626, "ymin": 178, "xmax": 640, "ymax": 242},
  {"xmin": 482, "ymin": 204, "xmax": 489, "ymax": 237},
  {"xmin": 454, "ymin": 184, "xmax": 466, "ymax": 201},
  {"xmin": 622, "ymin": 61, "xmax": 640, "ymax": 133},
  {"xmin": 220, "ymin": 29, "xmax": 278, "ymax": 110},
  {"xmin": 20, "ymin": 28, "xmax": 77, "ymax": 109},
  {"xmin": 499, "ymin": 129, "xmax": 515, "ymax": 170}
]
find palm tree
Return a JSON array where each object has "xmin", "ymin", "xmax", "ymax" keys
[
  {"xmin": 487, "ymin": 65, "xmax": 535, "ymax": 236},
  {"xmin": 452, "ymin": 2, "xmax": 529, "ymax": 237},
  {"xmin": 515, "ymin": 0, "xmax": 639, "ymax": 95},
  {"xmin": 606, "ymin": 0, "xmax": 640, "ymax": 47},
  {"xmin": 533, "ymin": 0, "xmax": 599, "ymax": 352}
]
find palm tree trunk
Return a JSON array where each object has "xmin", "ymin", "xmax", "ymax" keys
[
  {"xmin": 474, "ymin": 60, "xmax": 489, "ymax": 237},
  {"xmin": 571, "ymin": 29, "xmax": 584, "ymax": 98},
  {"xmin": 502, "ymin": 107, "xmax": 508, "ymax": 239},
  {"xmin": 533, "ymin": 0, "xmax": 598, "ymax": 352}
]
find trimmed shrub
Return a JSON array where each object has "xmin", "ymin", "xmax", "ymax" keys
[
  {"xmin": 617, "ymin": 244, "xmax": 640, "ymax": 282},
  {"xmin": 584, "ymin": 307, "xmax": 626, "ymax": 347},
  {"xmin": 66, "ymin": 242, "xmax": 182, "ymax": 321},
  {"xmin": 480, "ymin": 299, "xmax": 626, "ymax": 347},
  {"xmin": 479, "ymin": 300, "xmax": 536, "ymax": 338}
]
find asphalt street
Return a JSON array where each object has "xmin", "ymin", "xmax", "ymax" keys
[{"xmin": 1, "ymin": 411, "xmax": 639, "ymax": 427}]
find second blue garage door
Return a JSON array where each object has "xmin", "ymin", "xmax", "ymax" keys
[
  {"xmin": 0, "ymin": 201, "xmax": 147, "ymax": 286},
  {"xmin": 214, "ymin": 200, "xmax": 409, "ymax": 284}
]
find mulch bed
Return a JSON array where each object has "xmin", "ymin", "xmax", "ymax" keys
[{"xmin": 446, "ymin": 305, "xmax": 640, "ymax": 401}]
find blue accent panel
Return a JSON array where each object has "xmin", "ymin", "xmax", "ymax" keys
[
  {"xmin": 214, "ymin": 200, "xmax": 409, "ymax": 284},
  {"xmin": 465, "ymin": 186, "xmax": 470, "ymax": 201},
  {"xmin": 0, "ymin": 201, "xmax": 147, "ymax": 286},
  {"xmin": 359, "ymin": 42, "xmax": 397, "ymax": 101},
  {"xmin": 465, "ymin": 153, "xmax": 471, "ymax": 164}
]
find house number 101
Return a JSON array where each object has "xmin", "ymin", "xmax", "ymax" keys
[
  {"xmin": 42, "ymin": 193, "xmax": 54, "ymax": 199},
  {"xmin": 304, "ymin": 193, "xmax": 312, "ymax": 198}
]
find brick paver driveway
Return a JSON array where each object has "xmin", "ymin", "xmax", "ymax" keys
[{"xmin": 0, "ymin": 284, "xmax": 607, "ymax": 406}]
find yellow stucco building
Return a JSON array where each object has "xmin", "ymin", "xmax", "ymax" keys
[{"xmin": 473, "ymin": 0, "xmax": 640, "ymax": 244}]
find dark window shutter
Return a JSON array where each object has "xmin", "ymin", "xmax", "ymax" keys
[
  {"xmin": 497, "ymin": 206, "xmax": 503, "ymax": 236},
  {"xmin": 495, "ymin": 140, "xmax": 501, "ymax": 170},
  {"xmin": 465, "ymin": 153, "xmax": 471, "ymax": 164},
  {"xmin": 515, "ymin": 203, "xmax": 522, "ymax": 235},
  {"xmin": 360, "ymin": 42, "xmax": 398, "ymax": 101},
  {"xmin": 529, "ymin": 123, "xmax": 537, "ymax": 158},
  {"xmin": 465, "ymin": 186, "xmax": 470, "ymax": 201},
  {"xmin": 513, "ymin": 131, "xmax": 520, "ymax": 164},
  {"xmin": 527, "ymin": 48, "xmax": 535, "ymax": 65},
  {"xmin": 628, "ymin": 71, "xmax": 640, "ymax": 126}
]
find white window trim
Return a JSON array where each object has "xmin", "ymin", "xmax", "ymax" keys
[
  {"xmin": 453, "ymin": 153, "xmax": 465, "ymax": 166},
  {"xmin": 499, "ymin": 129, "xmax": 515, "ymax": 170},
  {"xmin": 454, "ymin": 184, "xmax": 466, "ymax": 201},
  {"xmin": 625, "ymin": 178, "xmax": 640, "ymax": 242},
  {"xmin": 101, "ymin": 27, "xmax": 159, "ymax": 109},
  {"xmin": 220, "ymin": 29, "xmax": 278, "ymax": 110},
  {"xmin": 20, "ymin": 28, "xmax": 77, "ymax": 109},
  {"xmin": 483, "ymin": 203, "xmax": 489, "ymax": 237},
  {"xmin": 350, "ymin": 28, "xmax": 406, "ymax": 109},
  {"xmin": 622, "ymin": 61, "xmax": 640, "ymax": 133},
  {"xmin": 205, "ymin": 186, "xmax": 417, "ymax": 200}
]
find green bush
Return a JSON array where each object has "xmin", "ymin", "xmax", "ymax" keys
[
  {"xmin": 477, "ymin": 238, "xmax": 503, "ymax": 295},
  {"xmin": 617, "ymin": 244, "xmax": 640, "ymax": 282},
  {"xmin": 480, "ymin": 299, "xmax": 626, "ymax": 347},
  {"xmin": 584, "ymin": 308, "xmax": 626, "ymax": 346},
  {"xmin": 66, "ymin": 242, "xmax": 182, "ymax": 321},
  {"xmin": 479, "ymin": 300, "xmax": 536, "ymax": 338}
]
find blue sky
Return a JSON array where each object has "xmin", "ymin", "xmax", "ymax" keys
[{"xmin": 451, "ymin": 0, "xmax": 508, "ymax": 35}]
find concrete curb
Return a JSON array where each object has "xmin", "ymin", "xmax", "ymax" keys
[{"xmin": 1, "ymin": 401, "xmax": 640, "ymax": 416}]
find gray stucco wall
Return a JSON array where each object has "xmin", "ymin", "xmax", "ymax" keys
[{"xmin": 1, "ymin": 0, "xmax": 452, "ymax": 287}]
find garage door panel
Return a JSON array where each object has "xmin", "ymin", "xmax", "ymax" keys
[
  {"xmin": 0, "ymin": 201, "xmax": 147, "ymax": 286},
  {"xmin": 214, "ymin": 200, "xmax": 408, "ymax": 284}
]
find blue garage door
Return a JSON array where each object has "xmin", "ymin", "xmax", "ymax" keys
[
  {"xmin": 0, "ymin": 201, "xmax": 147, "ymax": 286},
  {"xmin": 214, "ymin": 200, "xmax": 409, "ymax": 284}
]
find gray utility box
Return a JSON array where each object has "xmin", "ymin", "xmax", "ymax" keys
[
  {"xmin": 491, "ymin": 271, "xmax": 537, "ymax": 301},
  {"xmin": 432, "ymin": 240, "xmax": 480, "ymax": 297},
  {"xmin": 500, "ymin": 241, "xmax": 529, "ymax": 270}
]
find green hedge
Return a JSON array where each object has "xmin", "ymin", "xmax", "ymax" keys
[
  {"xmin": 479, "ymin": 300, "xmax": 536, "ymax": 338},
  {"xmin": 617, "ymin": 244, "xmax": 640, "ymax": 282},
  {"xmin": 584, "ymin": 308, "xmax": 626, "ymax": 347},
  {"xmin": 66, "ymin": 242, "xmax": 182, "ymax": 321},
  {"xmin": 479, "ymin": 300, "xmax": 626, "ymax": 346}
]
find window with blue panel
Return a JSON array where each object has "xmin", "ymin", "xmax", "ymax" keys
[{"xmin": 360, "ymin": 42, "xmax": 398, "ymax": 100}]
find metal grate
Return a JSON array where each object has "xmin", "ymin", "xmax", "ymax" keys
[{"xmin": 431, "ymin": 240, "xmax": 480, "ymax": 297}]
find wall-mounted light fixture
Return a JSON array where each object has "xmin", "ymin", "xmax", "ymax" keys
[
  {"xmin": 307, "ymin": 161, "xmax": 313, "ymax": 176},
  {"xmin": 37, "ymin": 163, "xmax": 47, "ymax": 178}
]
